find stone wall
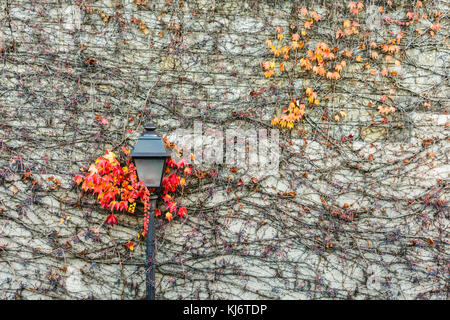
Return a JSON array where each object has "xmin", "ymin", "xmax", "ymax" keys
[{"xmin": 0, "ymin": 0, "xmax": 448, "ymax": 299}]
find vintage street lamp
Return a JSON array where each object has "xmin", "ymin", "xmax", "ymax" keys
[{"xmin": 130, "ymin": 124, "xmax": 170, "ymax": 300}]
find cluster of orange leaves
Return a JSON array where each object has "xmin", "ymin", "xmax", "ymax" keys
[
  {"xmin": 271, "ymin": 87, "xmax": 319, "ymax": 129},
  {"xmin": 262, "ymin": 1, "xmax": 444, "ymax": 128},
  {"xmin": 74, "ymin": 145, "xmax": 192, "ymax": 237}
]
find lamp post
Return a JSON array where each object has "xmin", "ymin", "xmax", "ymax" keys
[{"xmin": 130, "ymin": 124, "xmax": 170, "ymax": 300}]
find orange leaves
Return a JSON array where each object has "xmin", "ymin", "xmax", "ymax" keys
[
  {"xmin": 431, "ymin": 23, "xmax": 442, "ymax": 31},
  {"xmin": 336, "ymin": 29, "xmax": 346, "ymax": 39},
  {"xmin": 75, "ymin": 144, "xmax": 191, "ymax": 230},
  {"xmin": 272, "ymin": 97, "xmax": 307, "ymax": 129},
  {"xmin": 300, "ymin": 57, "xmax": 312, "ymax": 71},
  {"xmin": 121, "ymin": 146, "xmax": 130, "ymax": 155},
  {"xmin": 326, "ymin": 71, "xmax": 340, "ymax": 80},
  {"xmin": 124, "ymin": 241, "xmax": 135, "ymax": 251},
  {"xmin": 406, "ymin": 11, "xmax": 415, "ymax": 20},
  {"xmin": 304, "ymin": 20, "xmax": 312, "ymax": 30},
  {"xmin": 342, "ymin": 51, "xmax": 352, "ymax": 58},
  {"xmin": 334, "ymin": 110, "xmax": 347, "ymax": 122},
  {"xmin": 348, "ymin": 1, "xmax": 364, "ymax": 15},
  {"xmin": 378, "ymin": 105, "xmax": 396, "ymax": 115},
  {"xmin": 130, "ymin": 17, "xmax": 150, "ymax": 35},
  {"xmin": 262, "ymin": 60, "xmax": 276, "ymax": 78}
]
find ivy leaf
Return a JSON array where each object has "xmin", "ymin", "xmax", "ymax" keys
[
  {"xmin": 105, "ymin": 214, "xmax": 118, "ymax": 226},
  {"xmin": 125, "ymin": 241, "xmax": 135, "ymax": 251}
]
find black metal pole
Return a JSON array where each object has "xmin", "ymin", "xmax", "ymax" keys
[{"xmin": 146, "ymin": 197, "xmax": 157, "ymax": 300}]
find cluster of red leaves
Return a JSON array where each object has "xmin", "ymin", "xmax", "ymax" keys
[{"xmin": 74, "ymin": 145, "xmax": 191, "ymax": 235}]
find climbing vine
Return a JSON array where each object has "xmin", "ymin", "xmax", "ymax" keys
[{"xmin": 74, "ymin": 142, "xmax": 192, "ymax": 239}]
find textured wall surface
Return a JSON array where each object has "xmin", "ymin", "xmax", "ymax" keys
[{"xmin": 0, "ymin": 0, "xmax": 448, "ymax": 299}]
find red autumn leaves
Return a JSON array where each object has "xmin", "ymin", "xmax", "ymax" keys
[{"xmin": 74, "ymin": 146, "xmax": 191, "ymax": 232}]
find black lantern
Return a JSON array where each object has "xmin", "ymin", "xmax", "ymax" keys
[
  {"xmin": 130, "ymin": 124, "xmax": 170, "ymax": 188},
  {"xmin": 130, "ymin": 124, "xmax": 170, "ymax": 300}
]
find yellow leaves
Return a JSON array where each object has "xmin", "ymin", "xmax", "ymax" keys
[
  {"xmin": 277, "ymin": 33, "xmax": 284, "ymax": 41},
  {"xmin": 273, "ymin": 98, "xmax": 308, "ymax": 130},
  {"xmin": 280, "ymin": 63, "xmax": 285, "ymax": 72},
  {"xmin": 266, "ymin": 39, "xmax": 272, "ymax": 47},
  {"xmin": 355, "ymin": 56, "xmax": 362, "ymax": 62},
  {"xmin": 343, "ymin": 20, "xmax": 351, "ymax": 29},
  {"xmin": 281, "ymin": 46, "xmax": 290, "ymax": 55},
  {"xmin": 262, "ymin": 61, "xmax": 275, "ymax": 70},
  {"xmin": 104, "ymin": 150, "xmax": 116, "ymax": 163},
  {"xmin": 301, "ymin": 30, "xmax": 307, "ymax": 37},
  {"xmin": 288, "ymin": 101, "xmax": 296, "ymax": 112},
  {"xmin": 264, "ymin": 70, "xmax": 274, "ymax": 78},
  {"xmin": 262, "ymin": 61, "xmax": 276, "ymax": 78},
  {"xmin": 271, "ymin": 116, "xmax": 280, "ymax": 126},
  {"xmin": 128, "ymin": 202, "xmax": 136, "ymax": 213}
]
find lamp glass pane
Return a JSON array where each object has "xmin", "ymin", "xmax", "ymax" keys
[{"xmin": 134, "ymin": 158, "xmax": 165, "ymax": 188}]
